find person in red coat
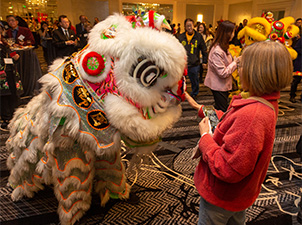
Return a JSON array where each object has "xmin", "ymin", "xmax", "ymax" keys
[
  {"xmin": 6, "ymin": 15, "xmax": 35, "ymax": 46},
  {"xmin": 186, "ymin": 41, "xmax": 293, "ymax": 225}
]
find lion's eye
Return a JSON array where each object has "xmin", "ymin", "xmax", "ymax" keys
[{"xmin": 130, "ymin": 56, "xmax": 164, "ymax": 87}]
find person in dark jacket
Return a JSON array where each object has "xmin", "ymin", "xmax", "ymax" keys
[
  {"xmin": 76, "ymin": 15, "xmax": 88, "ymax": 37},
  {"xmin": 78, "ymin": 22, "xmax": 92, "ymax": 50},
  {"xmin": 178, "ymin": 18, "xmax": 207, "ymax": 99},
  {"xmin": 52, "ymin": 15, "xmax": 78, "ymax": 58},
  {"xmin": 289, "ymin": 38, "xmax": 302, "ymax": 103}
]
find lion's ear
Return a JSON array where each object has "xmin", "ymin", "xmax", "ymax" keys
[
  {"xmin": 87, "ymin": 14, "xmax": 132, "ymax": 54},
  {"xmin": 237, "ymin": 27, "xmax": 246, "ymax": 40}
]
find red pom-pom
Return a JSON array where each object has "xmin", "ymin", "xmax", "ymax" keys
[
  {"xmin": 277, "ymin": 36, "xmax": 285, "ymax": 44},
  {"xmin": 82, "ymin": 52, "xmax": 105, "ymax": 76}
]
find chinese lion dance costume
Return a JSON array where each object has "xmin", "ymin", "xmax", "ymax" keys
[
  {"xmin": 5, "ymin": 12, "xmax": 186, "ymax": 225},
  {"xmin": 237, "ymin": 13, "xmax": 299, "ymax": 59}
]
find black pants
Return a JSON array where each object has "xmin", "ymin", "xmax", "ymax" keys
[
  {"xmin": 290, "ymin": 75, "xmax": 302, "ymax": 100},
  {"xmin": 0, "ymin": 94, "xmax": 19, "ymax": 121},
  {"xmin": 199, "ymin": 64, "xmax": 203, "ymax": 82},
  {"xmin": 211, "ymin": 90, "xmax": 229, "ymax": 112},
  {"xmin": 0, "ymin": 69, "xmax": 20, "ymax": 121},
  {"xmin": 42, "ymin": 46, "xmax": 49, "ymax": 65}
]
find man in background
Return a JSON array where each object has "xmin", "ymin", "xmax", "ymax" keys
[
  {"xmin": 76, "ymin": 15, "xmax": 89, "ymax": 49},
  {"xmin": 52, "ymin": 15, "xmax": 78, "ymax": 58},
  {"xmin": 76, "ymin": 15, "xmax": 88, "ymax": 37},
  {"xmin": 178, "ymin": 18, "xmax": 207, "ymax": 99},
  {"xmin": 292, "ymin": 18, "xmax": 301, "ymax": 47}
]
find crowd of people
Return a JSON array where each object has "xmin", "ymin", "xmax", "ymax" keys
[
  {"xmin": 0, "ymin": 14, "xmax": 98, "ymax": 64},
  {"xmin": 0, "ymin": 14, "xmax": 98, "ymax": 131}
]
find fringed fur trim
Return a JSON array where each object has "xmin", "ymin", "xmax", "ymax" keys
[
  {"xmin": 54, "ymin": 169, "xmax": 95, "ymax": 194},
  {"xmin": 57, "ymin": 199, "xmax": 91, "ymax": 225},
  {"xmin": 54, "ymin": 181, "xmax": 93, "ymax": 209},
  {"xmin": 10, "ymin": 175, "xmax": 44, "ymax": 201}
]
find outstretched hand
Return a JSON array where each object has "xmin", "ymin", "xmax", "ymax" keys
[{"xmin": 185, "ymin": 92, "xmax": 202, "ymax": 110}]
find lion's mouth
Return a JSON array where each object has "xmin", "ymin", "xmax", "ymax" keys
[
  {"xmin": 140, "ymin": 91, "xmax": 180, "ymax": 119},
  {"xmin": 122, "ymin": 91, "xmax": 180, "ymax": 120}
]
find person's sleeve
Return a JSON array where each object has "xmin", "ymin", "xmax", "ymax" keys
[
  {"xmin": 28, "ymin": 30, "xmax": 35, "ymax": 45},
  {"xmin": 198, "ymin": 106, "xmax": 273, "ymax": 183},
  {"xmin": 52, "ymin": 31, "xmax": 66, "ymax": 48},
  {"xmin": 198, "ymin": 106, "xmax": 224, "ymax": 119},
  {"xmin": 210, "ymin": 50, "xmax": 237, "ymax": 78},
  {"xmin": 199, "ymin": 36, "xmax": 208, "ymax": 64}
]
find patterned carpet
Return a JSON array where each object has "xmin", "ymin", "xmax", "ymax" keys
[{"xmin": 0, "ymin": 47, "xmax": 301, "ymax": 225}]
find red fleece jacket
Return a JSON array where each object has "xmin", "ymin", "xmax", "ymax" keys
[{"xmin": 194, "ymin": 92, "xmax": 279, "ymax": 211}]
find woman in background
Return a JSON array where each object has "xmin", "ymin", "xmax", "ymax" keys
[
  {"xmin": 39, "ymin": 21, "xmax": 52, "ymax": 65},
  {"xmin": 204, "ymin": 21, "xmax": 240, "ymax": 112},
  {"xmin": 197, "ymin": 23, "xmax": 213, "ymax": 82}
]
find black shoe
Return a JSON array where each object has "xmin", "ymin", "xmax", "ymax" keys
[
  {"xmin": 289, "ymin": 97, "xmax": 296, "ymax": 103},
  {"xmin": 0, "ymin": 121, "xmax": 9, "ymax": 132},
  {"xmin": 126, "ymin": 192, "xmax": 140, "ymax": 205}
]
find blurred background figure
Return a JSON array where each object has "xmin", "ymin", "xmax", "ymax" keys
[
  {"xmin": 28, "ymin": 18, "xmax": 41, "ymax": 48},
  {"xmin": 292, "ymin": 18, "xmax": 301, "ymax": 47},
  {"xmin": 76, "ymin": 15, "xmax": 88, "ymax": 37},
  {"xmin": 175, "ymin": 23, "xmax": 181, "ymax": 38},
  {"xmin": 94, "ymin": 17, "xmax": 100, "ymax": 25},
  {"xmin": 0, "ymin": 22, "xmax": 23, "ymax": 131},
  {"xmin": 78, "ymin": 22, "xmax": 92, "ymax": 50},
  {"xmin": 289, "ymin": 38, "xmax": 302, "ymax": 103},
  {"xmin": 76, "ymin": 15, "xmax": 88, "ymax": 49},
  {"xmin": 39, "ymin": 21, "xmax": 53, "ymax": 65},
  {"xmin": 197, "ymin": 23, "xmax": 213, "ymax": 82},
  {"xmin": 68, "ymin": 20, "xmax": 76, "ymax": 34}
]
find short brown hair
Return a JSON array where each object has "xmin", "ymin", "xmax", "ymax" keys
[
  {"xmin": 58, "ymin": 15, "xmax": 68, "ymax": 23},
  {"xmin": 241, "ymin": 41, "xmax": 292, "ymax": 96}
]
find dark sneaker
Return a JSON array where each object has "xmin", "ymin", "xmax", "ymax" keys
[
  {"xmin": 126, "ymin": 192, "xmax": 140, "ymax": 205},
  {"xmin": 289, "ymin": 97, "xmax": 296, "ymax": 103},
  {"xmin": 191, "ymin": 95, "xmax": 197, "ymax": 100}
]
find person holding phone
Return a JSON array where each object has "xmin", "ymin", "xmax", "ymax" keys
[{"xmin": 186, "ymin": 41, "xmax": 292, "ymax": 225}]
